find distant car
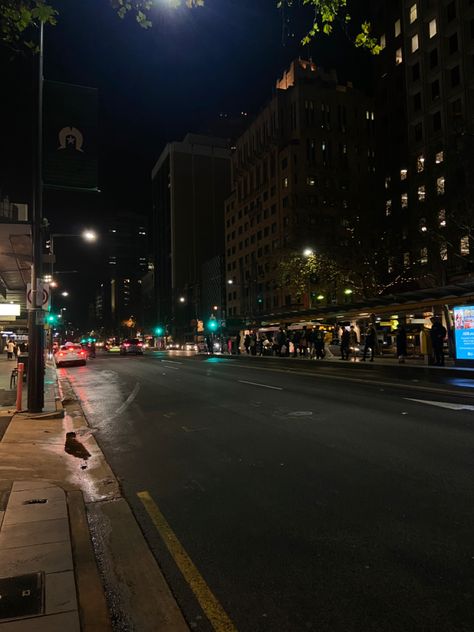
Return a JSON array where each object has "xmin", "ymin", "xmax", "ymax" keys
[
  {"xmin": 184, "ymin": 342, "xmax": 198, "ymax": 352},
  {"xmin": 120, "ymin": 338, "xmax": 144, "ymax": 355},
  {"xmin": 167, "ymin": 342, "xmax": 181, "ymax": 350},
  {"xmin": 106, "ymin": 343, "xmax": 121, "ymax": 353},
  {"xmin": 55, "ymin": 343, "xmax": 87, "ymax": 367}
]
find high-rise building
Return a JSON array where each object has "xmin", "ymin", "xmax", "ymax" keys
[
  {"xmin": 375, "ymin": 0, "xmax": 474, "ymax": 287},
  {"xmin": 94, "ymin": 211, "xmax": 149, "ymax": 334},
  {"xmin": 225, "ymin": 59, "xmax": 377, "ymax": 320},
  {"xmin": 151, "ymin": 134, "xmax": 231, "ymax": 341}
]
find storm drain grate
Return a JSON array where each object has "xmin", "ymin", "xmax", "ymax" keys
[
  {"xmin": 22, "ymin": 499, "xmax": 47, "ymax": 505},
  {"xmin": 0, "ymin": 572, "xmax": 44, "ymax": 620}
]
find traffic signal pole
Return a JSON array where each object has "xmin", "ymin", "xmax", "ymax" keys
[{"xmin": 28, "ymin": 20, "xmax": 45, "ymax": 413}]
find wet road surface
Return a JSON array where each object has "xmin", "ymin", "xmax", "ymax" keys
[{"xmin": 63, "ymin": 352, "xmax": 474, "ymax": 632}]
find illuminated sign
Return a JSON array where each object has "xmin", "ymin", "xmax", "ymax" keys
[
  {"xmin": 0, "ymin": 304, "xmax": 20, "ymax": 316},
  {"xmin": 454, "ymin": 306, "xmax": 474, "ymax": 360}
]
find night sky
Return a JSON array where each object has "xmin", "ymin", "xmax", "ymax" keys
[{"xmin": 0, "ymin": 0, "xmax": 371, "ymax": 327}]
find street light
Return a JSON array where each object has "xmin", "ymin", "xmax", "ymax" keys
[
  {"xmin": 303, "ymin": 248, "xmax": 314, "ymax": 258},
  {"xmin": 61, "ymin": 291, "xmax": 69, "ymax": 297},
  {"xmin": 227, "ymin": 279, "xmax": 234, "ymax": 285},
  {"xmin": 82, "ymin": 230, "xmax": 97, "ymax": 242}
]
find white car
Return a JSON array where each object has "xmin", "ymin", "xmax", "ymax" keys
[{"xmin": 55, "ymin": 343, "xmax": 87, "ymax": 367}]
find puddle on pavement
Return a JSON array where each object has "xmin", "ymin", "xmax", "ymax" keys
[{"xmin": 65, "ymin": 431, "xmax": 91, "ymax": 469}]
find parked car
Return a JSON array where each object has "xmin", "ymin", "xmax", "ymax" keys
[
  {"xmin": 55, "ymin": 343, "xmax": 87, "ymax": 367},
  {"xmin": 120, "ymin": 338, "xmax": 144, "ymax": 355}
]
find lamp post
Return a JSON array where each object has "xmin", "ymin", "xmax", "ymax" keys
[
  {"xmin": 303, "ymin": 248, "xmax": 315, "ymax": 310},
  {"xmin": 27, "ymin": 19, "xmax": 45, "ymax": 412}
]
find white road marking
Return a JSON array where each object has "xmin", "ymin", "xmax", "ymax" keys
[
  {"xmin": 115, "ymin": 382, "xmax": 140, "ymax": 415},
  {"xmin": 238, "ymin": 380, "xmax": 282, "ymax": 391},
  {"xmin": 161, "ymin": 360, "xmax": 183, "ymax": 365},
  {"xmin": 405, "ymin": 398, "xmax": 474, "ymax": 411},
  {"xmin": 161, "ymin": 365, "xmax": 179, "ymax": 370}
]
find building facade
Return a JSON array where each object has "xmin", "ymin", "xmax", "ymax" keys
[
  {"xmin": 225, "ymin": 59, "xmax": 377, "ymax": 320},
  {"xmin": 375, "ymin": 0, "xmax": 474, "ymax": 288},
  {"xmin": 151, "ymin": 134, "xmax": 231, "ymax": 341}
]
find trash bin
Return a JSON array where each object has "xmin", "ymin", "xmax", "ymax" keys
[{"xmin": 17, "ymin": 353, "xmax": 28, "ymax": 380}]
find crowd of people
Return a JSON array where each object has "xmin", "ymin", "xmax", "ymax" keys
[{"xmin": 208, "ymin": 317, "xmax": 448, "ymax": 366}]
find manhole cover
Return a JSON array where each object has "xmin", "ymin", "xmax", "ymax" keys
[{"xmin": 0, "ymin": 572, "xmax": 44, "ymax": 621}]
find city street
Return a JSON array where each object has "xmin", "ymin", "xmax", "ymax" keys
[{"xmin": 62, "ymin": 352, "xmax": 474, "ymax": 632}]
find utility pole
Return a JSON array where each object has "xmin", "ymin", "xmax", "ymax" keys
[{"xmin": 28, "ymin": 20, "xmax": 45, "ymax": 412}]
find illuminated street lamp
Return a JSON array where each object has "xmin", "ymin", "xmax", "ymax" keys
[
  {"xmin": 344, "ymin": 288, "xmax": 353, "ymax": 295},
  {"xmin": 61, "ymin": 291, "xmax": 69, "ymax": 297},
  {"xmin": 317, "ymin": 294, "xmax": 325, "ymax": 301},
  {"xmin": 303, "ymin": 248, "xmax": 314, "ymax": 258},
  {"xmin": 179, "ymin": 296, "xmax": 186, "ymax": 303},
  {"xmin": 82, "ymin": 229, "xmax": 97, "ymax": 242},
  {"xmin": 227, "ymin": 279, "xmax": 234, "ymax": 285}
]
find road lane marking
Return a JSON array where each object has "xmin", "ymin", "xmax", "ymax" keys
[
  {"xmin": 405, "ymin": 398, "xmax": 474, "ymax": 411},
  {"xmin": 137, "ymin": 491, "xmax": 238, "ymax": 632},
  {"xmin": 161, "ymin": 360, "xmax": 183, "ymax": 365},
  {"xmin": 115, "ymin": 382, "xmax": 140, "ymax": 415},
  {"xmin": 238, "ymin": 380, "xmax": 282, "ymax": 391},
  {"xmin": 227, "ymin": 362, "xmax": 474, "ymax": 398}
]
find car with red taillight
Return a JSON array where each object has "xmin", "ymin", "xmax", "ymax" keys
[
  {"xmin": 55, "ymin": 343, "xmax": 87, "ymax": 367},
  {"xmin": 120, "ymin": 338, "xmax": 144, "ymax": 355}
]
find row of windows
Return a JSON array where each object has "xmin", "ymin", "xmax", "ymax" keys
[{"xmin": 398, "ymin": 237, "xmax": 470, "ymax": 269}]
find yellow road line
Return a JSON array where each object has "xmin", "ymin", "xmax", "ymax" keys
[{"xmin": 137, "ymin": 490, "xmax": 238, "ymax": 632}]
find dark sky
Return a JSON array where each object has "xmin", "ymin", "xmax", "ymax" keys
[{"xmin": 0, "ymin": 0, "xmax": 371, "ymax": 326}]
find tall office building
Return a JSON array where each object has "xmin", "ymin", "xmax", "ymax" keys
[
  {"xmin": 375, "ymin": 0, "xmax": 474, "ymax": 287},
  {"xmin": 225, "ymin": 59, "xmax": 377, "ymax": 320},
  {"xmin": 151, "ymin": 134, "xmax": 231, "ymax": 340}
]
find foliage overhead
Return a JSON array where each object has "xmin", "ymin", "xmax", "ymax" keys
[
  {"xmin": 0, "ymin": 0, "xmax": 379, "ymax": 54},
  {"xmin": 278, "ymin": 0, "xmax": 380, "ymax": 53}
]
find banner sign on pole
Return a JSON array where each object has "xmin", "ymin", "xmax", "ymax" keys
[{"xmin": 43, "ymin": 81, "xmax": 98, "ymax": 190}]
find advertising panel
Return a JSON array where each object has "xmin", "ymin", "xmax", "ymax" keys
[{"xmin": 454, "ymin": 306, "xmax": 474, "ymax": 360}]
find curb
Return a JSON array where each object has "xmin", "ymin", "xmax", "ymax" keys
[{"xmin": 67, "ymin": 490, "xmax": 112, "ymax": 632}]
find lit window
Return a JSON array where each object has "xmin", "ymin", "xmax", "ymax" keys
[
  {"xmin": 401, "ymin": 193, "xmax": 408, "ymax": 208},
  {"xmin": 440, "ymin": 243, "xmax": 448, "ymax": 261},
  {"xmin": 400, "ymin": 168, "xmax": 408, "ymax": 180},
  {"xmin": 436, "ymin": 150, "xmax": 444, "ymax": 164},
  {"xmin": 429, "ymin": 18, "xmax": 437, "ymax": 38},
  {"xmin": 460, "ymin": 236, "xmax": 470, "ymax": 256},
  {"xmin": 388, "ymin": 257, "xmax": 395, "ymax": 273},
  {"xmin": 418, "ymin": 185, "xmax": 426, "ymax": 201},
  {"xmin": 366, "ymin": 111, "xmax": 370, "ymax": 120},
  {"xmin": 371, "ymin": 112, "xmax": 375, "ymax": 121},
  {"xmin": 417, "ymin": 155, "xmax": 425, "ymax": 172},
  {"xmin": 411, "ymin": 34, "xmax": 419, "ymax": 52},
  {"xmin": 438, "ymin": 209, "xmax": 446, "ymax": 227},
  {"xmin": 420, "ymin": 247, "xmax": 428, "ymax": 264},
  {"xmin": 437, "ymin": 176, "xmax": 445, "ymax": 195},
  {"xmin": 283, "ymin": 177, "xmax": 289, "ymax": 188},
  {"xmin": 385, "ymin": 176, "xmax": 391, "ymax": 189},
  {"xmin": 306, "ymin": 176, "xmax": 316, "ymax": 187},
  {"xmin": 404, "ymin": 252, "xmax": 410, "ymax": 268},
  {"xmin": 395, "ymin": 19, "xmax": 401, "ymax": 37},
  {"xmin": 396, "ymin": 48, "xmax": 403, "ymax": 65},
  {"xmin": 380, "ymin": 34, "xmax": 386, "ymax": 50},
  {"xmin": 385, "ymin": 200, "xmax": 392, "ymax": 216},
  {"xmin": 419, "ymin": 218, "xmax": 428, "ymax": 232},
  {"xmin": 410, "ymin": 4, "xmax": 417, "ymax": 23}
]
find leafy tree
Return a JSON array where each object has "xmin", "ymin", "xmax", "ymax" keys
[
  {"xmin": 1, "ymin": 0, "xmax": 379, "ymax": 54},
  {"xmin": 0, "ymin": 0, "xmax": 203, "ymax": 49},
  {"xmin": 278, "ymin": 0, "xmax": 380, "ymax": 54}
]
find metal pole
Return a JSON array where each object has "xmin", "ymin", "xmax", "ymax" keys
[{"xmin": 27, "ymin": 20, "xmax": 45, "ymax": 412}]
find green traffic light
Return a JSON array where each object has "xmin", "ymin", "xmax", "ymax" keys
[
  {"xmin": 154, "ymin": 326, "xmax": 164, "ymax": 336},
  {"xmin": 207, "ymin": 320, "xmax": 218, "ymax": 332}
]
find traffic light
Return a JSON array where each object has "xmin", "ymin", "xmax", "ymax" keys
[
  {"xmin": 207, "ymin": 319, "xmax": 218, "ymax": 332},
  {"xmin": 46, "ymin": 314, "xmax": 57, "ymax": 325},
  {"xmin": 154, "ymin": 326, "xmax": 164, "ymax": 336}
]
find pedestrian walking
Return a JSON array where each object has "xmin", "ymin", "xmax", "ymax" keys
[
  {"xmin": 340, "ymin": 327, "xmax": 350, "ymax": 360},
  {"xmin": 250, "ymin": 334, "xmax": 257, "ymax": 356},
  {"xmin": 292, "ymin": 331, "xmax": 300, "ymax": 357},
  {"xmin": 349, "ymin": 325, "xmax": 359, "ymax": 360},
  {"xmin": 244, "ymin": 334, "xmax": 251, "ymax": 355},
  {"xmin": 314, "ymin": 329, "xmax": 325, "ymax": 359},
  {"xmin": 362, "ymin": 324, "xmax": 376, "ymax": 362},
  {"xmin": 396, "ymin": 326, "xmax": 407, "ymax": 363},
  {"xmin": 430, "ymin": 317, "xmax": 447, "ymax": 366},
  {"xmin": 6, "ymin": 339, "xmax": 15, "ymax": 360},
  {"xmin": 299, "ymin": 328, "xmax": 308, "ymax": 357},
  {"xmin": 277, "ymin": 328, "xmax": 286, "ymax": 356}
]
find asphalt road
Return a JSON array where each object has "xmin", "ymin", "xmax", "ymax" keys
[{"xmin": 63, "ymin": 352, "xmax": 474, "ymax": 632}]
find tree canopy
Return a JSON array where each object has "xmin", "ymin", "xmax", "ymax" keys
[{"xmin": 0, "ymin": 0, "xmax": 379, "ymax": 53}]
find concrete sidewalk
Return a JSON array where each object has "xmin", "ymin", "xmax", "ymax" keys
[{"xmin": 0, "ymin": 371, "xmax": 189, "ymax": 631}]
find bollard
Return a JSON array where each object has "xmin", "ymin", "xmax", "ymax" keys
[{"xmin": 16, "ymin": 363, "xmax": 24, "ymax": 412}]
